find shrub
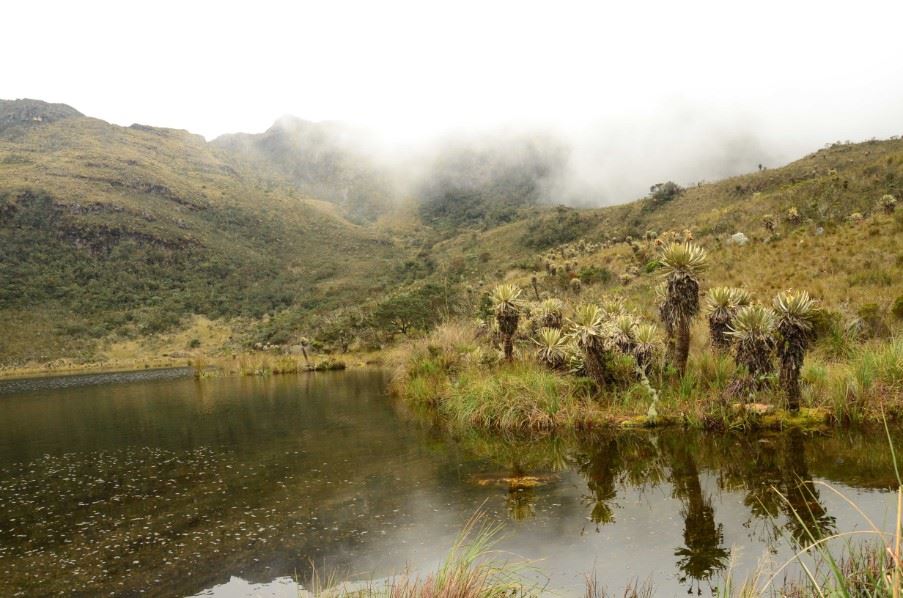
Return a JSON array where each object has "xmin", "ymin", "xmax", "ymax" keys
[
  {"xmin": 578, "ymin": 265, "xmax": 613, "ymax": 285},
  {"xmin": 855, "ymin": 303, "xmax": 890, "ymax": 339},
  {"xmin": 892, "ymin": 295, "xmax": 903, "ymax": 320},
  {"xmin": 648, "ymin": 181, "xmax": 684, "ymax": 205},
  {"xmin": 644, "ymin": 260, "xmax": 661, "ymax": 274}
]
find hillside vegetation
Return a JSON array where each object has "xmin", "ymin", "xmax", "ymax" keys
[
  {"xmin": 0, "ymin": 100, "xmax": 405, "ymax": 364},
  {"xmin": 0, "ymin": 99, "xmax": 900, "ymax": 374}
]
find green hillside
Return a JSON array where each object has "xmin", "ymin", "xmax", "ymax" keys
[
  {"xmin": 258, "ymin": 136, "xmax": 903, "ymax": 360},
  {"xmin": 0, "ymin": 100, "xmax": 405, "ymax": 364}
]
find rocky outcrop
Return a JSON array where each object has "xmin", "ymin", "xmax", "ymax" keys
[{"xmin": 0, "ymin": 99, "xmax": 82, "ymax": 132}]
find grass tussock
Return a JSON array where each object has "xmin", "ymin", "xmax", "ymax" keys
[
  {"xmin": 244, "ymin": 355, "xmax": 345, "ymax": 376},
  {"xmin": 447, "ymin": 362, "xmax": 592, "ymax": 431},
  {"xmin": 803, "ymin": 337, "xmax": 903, "ymax": 423},
  {"xmin": 301, "ymin": 513, "xmax": 533, "ymax": 598}
]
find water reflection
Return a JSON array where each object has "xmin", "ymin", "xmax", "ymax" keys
[
  {"xmin": 779, "ymin": 430, "xmax": 836, "ymax": 545},
  {"xmin": 457, "ymin": 426, "xmax": 895, "ymax": 594},
  {"xmin": 575, "ymin": 435, "xmax": 666, "ymax": 527},
  {"xmin": 0, "ymin": 370, "xmax": 898, "ymax": 596},
  {"xmin": 721, "ymin": 430, "xmax": 836, "ymax": 549},
  {"xmin": 662, "ymin": 435, "xmax": 729, "ymax": 590}
]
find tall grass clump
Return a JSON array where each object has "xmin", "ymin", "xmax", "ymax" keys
[
  {"xmin": 300, "ymin": 513, "xmax": 532, "ymax": 598},
  {"xmin": 446, "ymin": 362, "xmax": 590, "ymax": 431},
  {"xmin": 803, "ymin": 338, "xmax": 903, "ymax": 423},
  {"xmin": 388, "ymin": 321, "xmax": 480, "ymax": 406},
  {"xmin": 385, "ymin": 514, "xmax": 530, "ymax": 598}
]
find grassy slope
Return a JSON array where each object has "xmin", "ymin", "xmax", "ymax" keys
[
  {"xmin": 429, "ymin": 136, "xmax": 903, "ymax": 317},
  {"xmin": 389, "ymin": 139, "xmax": 903, "ymax": 430},
  {"xmin": 0, "ymin": 115, "xmax": 405, "ymax": 364}
]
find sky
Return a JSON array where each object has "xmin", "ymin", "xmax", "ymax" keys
[{"xmin": 4, "ymin": 0, "xmax": 903, "ymax": 201}]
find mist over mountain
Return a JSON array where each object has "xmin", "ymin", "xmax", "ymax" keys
[
  {"xmin": 209, "ymin": 109, "xmax": 803, "ymax": 223},
  {"xmin": 415, "ymin": 130, "xmax": 569, "ymax": 227},
  {"xmin": 212, "ymin": 117, "xmax": 396, "ymax": 223}
]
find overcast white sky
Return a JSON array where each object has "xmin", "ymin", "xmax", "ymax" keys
[{"xmin": 4, "ymin": 0, "xmax": 903, "ymax": 200}]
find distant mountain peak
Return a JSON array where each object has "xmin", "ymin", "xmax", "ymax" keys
[{"xmin": 0, "ymin": 99, "xmax": 82, "ymax": 129}]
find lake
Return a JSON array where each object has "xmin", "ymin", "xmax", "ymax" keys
[{"xmin": 0, "ymin": 369, "xmax": 898, "ymax": 596}]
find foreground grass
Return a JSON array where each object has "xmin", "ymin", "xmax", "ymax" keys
[
  {"xmin": 301, "ymin": 514, "xmax": 534, "ymax": 598},
  {"xmin": 390, "ymin": 322, "xmax": 902, "ymax": 431}
]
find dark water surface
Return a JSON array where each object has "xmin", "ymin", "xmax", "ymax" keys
[{"xmin": 0, "ymin": 369, "xmax": 899, "ymax": 596}]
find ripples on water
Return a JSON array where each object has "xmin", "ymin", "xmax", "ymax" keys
[{"xmin": 0, "ymin": 369, "xmax": 898, "ymax": 596}]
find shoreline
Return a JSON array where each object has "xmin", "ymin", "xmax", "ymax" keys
[
  {"xmin": 0, "ymin": 350, "xmax": 383, "ymax": 382},
  {"xmin": 388, "ymin": 322, "xmax": 902, "ymax": 435},
  {"xmin": 0, "ymin": 357, "xmax": 190, "ymax": 381}
]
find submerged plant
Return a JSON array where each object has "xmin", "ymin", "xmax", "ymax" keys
[
  {"xmin": 490, "ymin": 284, "xmax": 522, "ymax": 360},
  {"xmin": 534, "ymin": 327, "xmax": 568, "ymax": 370},
  {"xmin": 659, "ymin": 242, "xmax": 707, "ymax": 376},
  {"xmin": 773, "ymin": 290, "xmax": 819, "ymax": 412},
  {"xmin": 728, "ymin": 304, "xmax": 777, "ymax": 393}
]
